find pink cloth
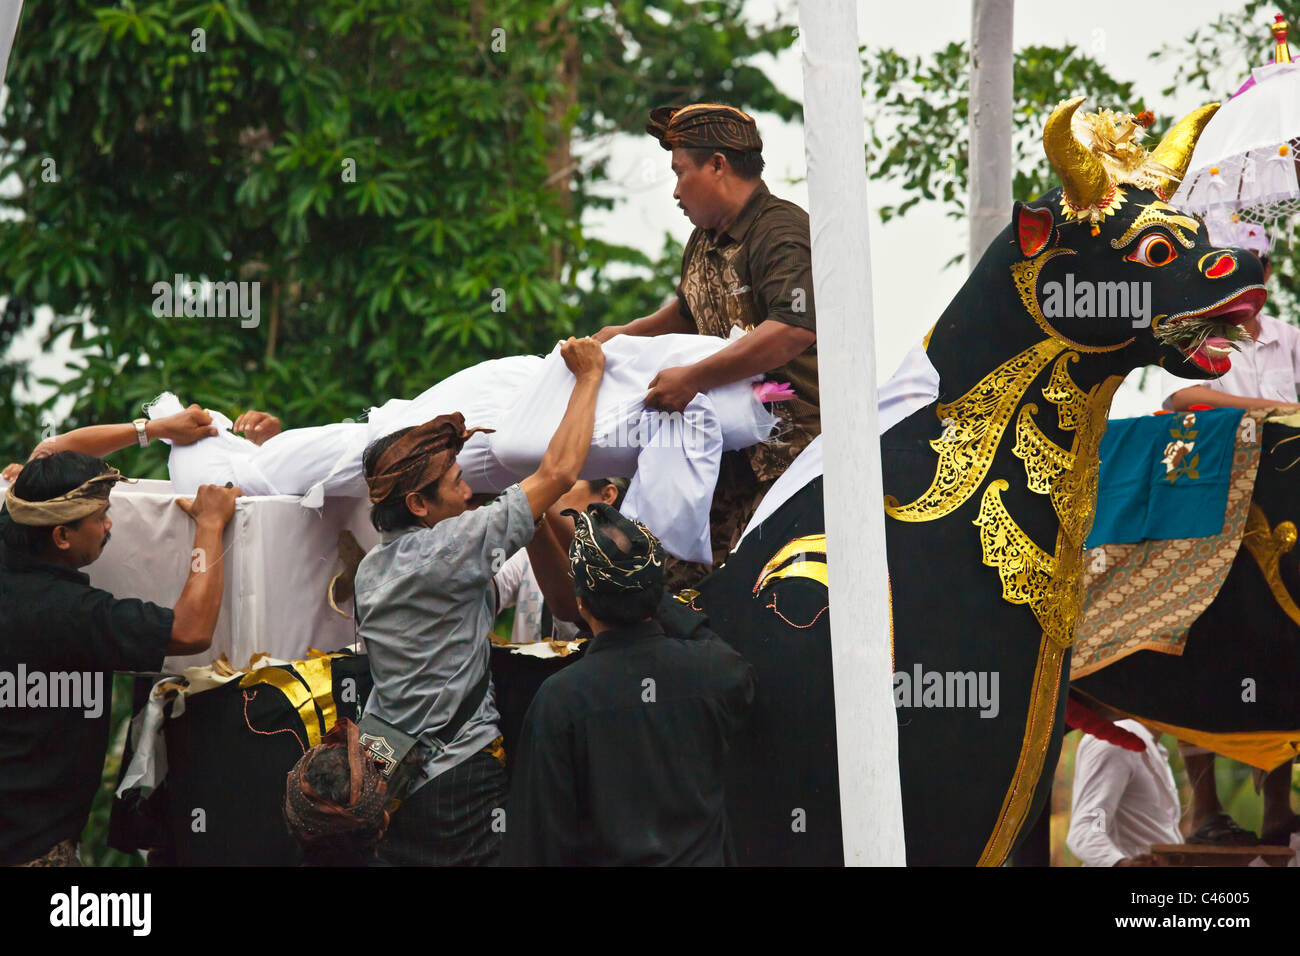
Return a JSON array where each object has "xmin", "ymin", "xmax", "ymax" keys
[{"xmin": 753, "ymin": 381, "xmax": 795, "ymax": 403}]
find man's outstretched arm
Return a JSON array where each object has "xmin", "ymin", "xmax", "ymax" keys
[
  {"xmin": 644, "ymin": 319, "xmax": 815, "ymax": 413},
  {"xmin": 2, "ymin": 405, "xmax": 220, "ymax": 482},
  {"xmin": 519, "ymin": 337, "xmax": 606, "ymax": 519},
  {"xmin": 593, "ymin": 297, "xmax": 695, "ymax": 343},
  {"xmin": 1167, "ymin": 386, "xmax": 1300, "ymax": 412}
]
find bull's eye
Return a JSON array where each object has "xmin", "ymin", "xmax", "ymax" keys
[{"xmin": 1125, "ymin": 232, "xmax": 1178, "ymax": 267}]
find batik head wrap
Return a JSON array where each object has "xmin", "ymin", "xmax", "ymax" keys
[
  {"xmin": 3, "ymin": 465, "xmax": 128, "ymax": 527},
  {"xmin": 365, "ymin": 413, "xmax": 492, "ymax": 504},
  {"xmin": 646, "ymin": 103, "xmax": 763, "ymax": 153},
  {"xmin": 563, "ymin": 502, "xmax": 664, "ymax": 597},
  {"xmin": 283, "ymin": 719, "xmax": 389, "ymax": 849}
]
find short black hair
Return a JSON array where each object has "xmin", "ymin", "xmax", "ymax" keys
[
  {"xmin": 0, "ymin": 451, "xmax": 106, "ymax": 553},
  {"xmin": 362, "ymin": 428, "xmax": 443, "ymax": 533},
  {"xmin": 587, "ymin": 478, "xmax": 628, "ymax": 510},
  {"xmin": 580, "ymin": 581, "xmax": 664, "ymax": 628},
  {"xmin": 683, "ymin": 146, "xmax": 764, "ymax": 180}
]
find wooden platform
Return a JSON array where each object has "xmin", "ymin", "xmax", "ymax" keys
[{"xmin": 1150, "ymin": 844, "xmax": 1296, "ymax": 867}]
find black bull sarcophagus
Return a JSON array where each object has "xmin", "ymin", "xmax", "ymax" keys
[
  {"xmin": 1073, "ymin": 414, "xmax": 1300, "ymax": 772},
  {"xmin": 700, "ymin": 96, "xmax": 1273, "ymax": 865}
]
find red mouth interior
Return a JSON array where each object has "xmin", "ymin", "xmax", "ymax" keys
[{"xmin": 1182, "ymin": 288, "xmax": 1267, "ymax": 374}]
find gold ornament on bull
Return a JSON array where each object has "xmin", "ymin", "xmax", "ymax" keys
[{"xmin": 1043, "ymin": 95, "xmax": 1220, "ymax": 231}]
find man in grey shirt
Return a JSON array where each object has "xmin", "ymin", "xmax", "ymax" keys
[{"xmin": 356, "ymin": 336, "xmax": 606, "ymax": 865}]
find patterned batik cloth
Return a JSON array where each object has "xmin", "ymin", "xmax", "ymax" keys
[
  {"xmin": 668, "ymin": 182, "xmax": 819, "ymax": 590},
  {"xmin": 1070, "ymin": 409, "xmax": 1268, "ymax": 679},
  {"xmin": 676, "ymin": 181, "xmax": 820, "ymax": 483},
  {"xmin": 13, "ymin": 839, "xmax": 80, "ymax": 867}
]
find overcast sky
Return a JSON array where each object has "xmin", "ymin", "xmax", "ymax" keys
[
  {"xmin": 8, "ymin": 0, "xmax": 1263, "ymax": 421},
  {"xmin": 585, "ymin": 0, "xmax": 1253, "ymax": 417}
]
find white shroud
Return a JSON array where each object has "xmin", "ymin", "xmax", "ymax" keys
[{"xmin": 150, "ymin": 332, "xmax": 778, "ymax": 564}]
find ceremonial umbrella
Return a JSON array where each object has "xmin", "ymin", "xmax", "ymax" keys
[{"xmin": 1172, "ymin": 15, "xmax": 1300, "ymax": 245}]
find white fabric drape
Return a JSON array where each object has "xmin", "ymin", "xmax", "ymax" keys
[{"xmin": 151, "ymin": 332, "xmax": 778, "ymax": 563}]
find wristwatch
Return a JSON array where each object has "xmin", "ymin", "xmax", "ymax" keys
[{"xmin": 133, "ymin": 418, "xmax": 150, "ymax": 447}]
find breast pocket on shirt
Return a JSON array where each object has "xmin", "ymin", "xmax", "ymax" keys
[
  {"xmin": 724, "ymin": 285, "xmax": 760, "ymax": 333},
  {"xmin": 1261, "ymin": 366, "xmax": 1298, "ymax": 404}
]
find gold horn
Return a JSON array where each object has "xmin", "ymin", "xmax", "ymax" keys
[
  {"xmin": 1043, "ymin": 96, "xmax": 1111, "ymax": 211},
  {"xmin": 1149, "ymin": 103, "xmax": 1220, "ymax": 200}
]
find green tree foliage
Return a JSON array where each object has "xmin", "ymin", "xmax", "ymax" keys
[
  {"xmin": 863, "ymin": 8, "xmax": 1300, "ymax": 306},
  {"xmin": 0, "ymin": 2, "xmax": 797, "ymax": 865},
  {"xmin": 0, "ymin": 1, "xmax": 797, "ymax": 471},
  {"xmin": 862, "ymin": 41, "xmax": 1158, "ymax": 235},
  {"xmin": 1, "ymin": 0, "xmax": 582, "ymax": 472}
]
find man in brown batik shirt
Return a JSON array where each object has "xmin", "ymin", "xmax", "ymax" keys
[{"xmin": 594, "ymin": 103, "xmax": 819, "ymax": 584}]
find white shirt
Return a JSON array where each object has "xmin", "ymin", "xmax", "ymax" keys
[
  {"xmin": 1161, "ymin": 314, "xmax": 1300, "ymax": 408},
  {"xmin": 492, "ymin": 549, "xmax": 579, "ymax": 644},
  {"xmin": 1066, "ymin": 720, "xmax": 1183, "ymax": 867}
]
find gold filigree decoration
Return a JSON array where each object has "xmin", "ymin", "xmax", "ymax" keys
[
  {"xmin": 884, "ymin": 339, "xmax": 1065, "ymax": 523},
  {"xmin": 1241, "ymin": 503, "xmax": 1300, "ymax": 628},
  {"xmin": 1108, "ymin": 199, "xmax": 1201, "ymax": 250},
  {"xmin": 1042, "ymin": 352, "xmax": 1087, "ymax": 431},
  {"xmin": 972, "ymin": 479, "xmax": 1076, "ymax": 645},
  {"xmin": 1052, "ymin": 375, "xmax": 1122, "ymax": 560},
  {"xmin": 1050, "ymin": 457, "xmax": 1103, "ymax": 549},
  {"xmin": 1013, "ymin": 403, "xmax": 1076, "ymax": 496},
  {"xmin": 1010, "ymin": 249, "xmax": 1134, "ymax": 354},
  {"xmin": 1014, "ymin": 386, "xmax": 1102, "ymax": 548},
  {"xmin": 973, "ymin": 377, "xmax": 1124, "ymax": 650},
  {"xmin": 1058, "ymin": 183, "xmax": 1127, "ymax": 225},
  {"xmin": 976, "ymin": 636, "xmax": 1066, "ymax": 867}
]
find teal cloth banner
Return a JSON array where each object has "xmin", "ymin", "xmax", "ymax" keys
[{"xmin": 1086, "ymin": 408, "xmax": 1243, "ymax": 547}]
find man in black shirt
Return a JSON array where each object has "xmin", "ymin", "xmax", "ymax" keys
[
  {"xmin": 503, "ymin": 504, "xmax": 754, "ymax": 866},
  {"xmin": 0, "ymin": 451, "xmax": 238, "ymax": 866}
]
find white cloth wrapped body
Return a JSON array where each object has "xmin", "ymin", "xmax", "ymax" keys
[{"xmin": 151, "ymin": 333, "xmax": 778, "ymax": 562}]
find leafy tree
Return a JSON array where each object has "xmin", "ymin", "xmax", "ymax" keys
[
  {"xmin": 862, "ymin": 8, "xmax": 1300, "ymax": 308},
  {"xmin": 0, "ymin": 1, "xmax": 798, "ymax": 472},
  {"xmin": 861, "ymin": 41, "xmax": 1160, "ymax": 250},
  {"xmin": 561, "ymin": 1, "xmax": 800, "ymax": 338},
  {"xmin": 0, "ymin": 1, "xmax": 798, "ymax": 867},
  {"xmin": 2, "ymin": 1, "xmax": 589, "ymax": 472}
]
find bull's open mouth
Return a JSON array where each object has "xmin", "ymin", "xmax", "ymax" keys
[{"xmin": 1155, "ymin": 286, "xmax": 1267, "ymax": 374}]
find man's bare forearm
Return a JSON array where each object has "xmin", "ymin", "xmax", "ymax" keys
[
  {"xmin": 688, "ymin": 319, "xmax": 815, "ymax": 392},
  {"xmin": 30, "ymin": 423, "xmax": 144, "ymax": 461},
  {"xmin": 541, "ymin": 374, "xmax": 601, "ymax": 482},
  {"xmin": 168, "ymin": 520, "xmax": 226, "ymax": 655},
  {"xmin": 524, "ymin": 516, "xmax": 581, "ymax": 625},
  {"xmin": 624, "ymin": 298, "xmax": 695, "ymax": 336},
  {"xmin": 1168, "ymin": 386, "xmax": 1299, "ymax": 411},
  {"xmin": 521, "ymin": 373, "xmax": 602, "ymax": 517}
]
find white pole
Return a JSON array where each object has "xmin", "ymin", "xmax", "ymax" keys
[
  {"xmin": 968, "ymin": 0, "xmax": 1014, "ymax": 268},
  {"xmin": 798, "ymin": 0, "xmax": 906, "ymax": 865},
  {"xmin": 0, "ymin": 0, "xmax": 22, "ymax": 89}
]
